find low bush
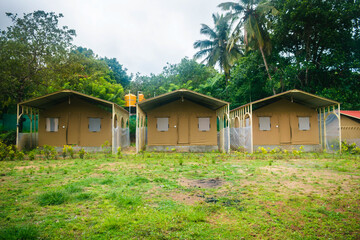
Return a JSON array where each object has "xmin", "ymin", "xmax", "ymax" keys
[
  {"xmin": 0, "ymin": 130, "xmax": 16, "ymax": 145},
  {"xmin": 0, "ymin": 141, "xmax": 24, "ymax": 161}
]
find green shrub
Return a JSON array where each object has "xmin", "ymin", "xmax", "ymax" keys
[
  {"xmin": 0, "ymin": 141, "xmax": 22, "ymax": 161},
  {"xmin": 62, "ymin": 145, "xmax": 74, "ymax": 159},
  {"xmin": 16, "ymin": 151, "xmax": 25, "ymax": 161},
  {"xmin": 79, "ymin": 148, "xmax": 86, "ymax": 159},
  {"xmin": 37, "ymin": 190, "xmax": 69, "ymax": 206},
  {"xmin": 28, "ymin": 149, "xmax": 37, "ymax": 160},
  {"xmin": 40, "ymin": 145, "xmax": 57, "ymax": 160},
  {"xmin": 117, "ymin": 147, "xmax": 122, "ymax": 158},
  {"xmin": 342, "ymin": 140, "xmax": 360, "ymax": 154},
  {"xmin": 0, "ymin": 224, "xmax": 39, "ymax": 240},
  {"xmin": 0, "ymin": 130, "xmax": 16, "ymax": 145}
]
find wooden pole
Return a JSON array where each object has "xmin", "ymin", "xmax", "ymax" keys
[
  {"xmin": 30, "ymin": 108, "xmax": 33, "ymax": 149},
  {"xmin": 16, "ymin": 104, "xmax": 20, "ymax": 148},
  {"xmin": 338, "ymin": 104, "xmax": 342, "ymax": 153},
  {"xmin": 136, "ymin": 104, "xmax": 139, "ymax": 153},
  {"xmin": 112, "ymin": 104, "xmax": 115, "ymax": 154},
  {"xmin": 250, "ymin": 103, "xmax": 253, "ymax": 153}
]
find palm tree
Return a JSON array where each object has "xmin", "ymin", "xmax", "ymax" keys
[
  {"xmin": 219, "ymin": 0, "xmax": 277, "ymax": 82},
  {"xmin": 193, "ymin": 13, "xmax": 242, "ymax": 82}
]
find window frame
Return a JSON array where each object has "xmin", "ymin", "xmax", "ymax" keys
[
  {"xmin": 46, "ymin": 117, "xmax": 59, "ymax": 132},
  {"xmin": 88, "ymin": 117, "xmax": 101, "ymax": 132},
  {"xmin": 156, "ymin": 117, "xmax": 169, "ymax": 132},
  {"xmin": 298, "ymin": 116, "xmax": 310, "ymax": 131},
  {"xmin": 198, "ymin": 117, "xmax": 210, "ymax": 132},
  {"xmin": 259, "ymin": 117, "xmax": 271, "ymax": 131}
]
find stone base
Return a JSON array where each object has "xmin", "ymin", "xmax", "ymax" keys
[
  {"xmin": 53, "ymin": 146, "xmax": 112, "ymax": 153},
  {"xmin": 146, "ymin": 145, "xmax": 219, "ymax": 153},
  {"xmin": 254, "ymin": 144, "xmax": 322, "ymax": 152}
]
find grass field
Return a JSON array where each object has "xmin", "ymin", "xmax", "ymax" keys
[{"xmin": 0, "ymin": 151, "xmax": 359, "ymax": 239}]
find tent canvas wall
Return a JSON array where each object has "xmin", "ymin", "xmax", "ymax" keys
[
  {"xmin": 136, "ymin": 89, "xmax": 230, "ymax": 153},
  {"xmin": 16, "ymin": 90, "xmax": 129, "ymax": 153},
  {"xmin": 230, "ymin": 89, "xmax": 341, "ymax": 153},
  {"xmin": 340, "ymin": 111, "xmax": 360, "ymax": 146}
]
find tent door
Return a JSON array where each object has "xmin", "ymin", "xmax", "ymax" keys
[
  {"xmin": 67, "ymin": 112, "xmax": 80, "ymax": 145},
  {"xmin": 178, "ymin": 115, "xmax": 189, "ymax": 144},
  {"xmin": 279, "ymin": 114, "xmax": 291, "ymax": 144}
]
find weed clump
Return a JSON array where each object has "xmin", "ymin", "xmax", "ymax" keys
[
  {"xmin": 0, "ymin": 224, "xmax": 39, "ymax": 240},
  {"xmin": 37, "ymin": 190, "xmax": 69, "ymax": 206}
]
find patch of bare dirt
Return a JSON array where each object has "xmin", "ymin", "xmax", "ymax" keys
[
  {"xmin": 14, "ymin": 165, "xmax": 37, "ymax": 170},
  {"xmin": 169, "ymin": 192, "xmax": 204, "ymax": 205},
  {"xmin": 123, "ymin": 146, "xmax": 136, "ymax": 154},
  {"xmin": 178, "ymin": 177, "xmax": 224, "ymax": 188}
]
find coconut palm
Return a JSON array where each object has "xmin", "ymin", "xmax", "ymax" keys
[
  {"xmin": 193, "ymin": 13, "xmax": 242, "ymax": 82},
  {"xmin": 219, "ymin": 0, "xmax": 277, "ymax": 82}
]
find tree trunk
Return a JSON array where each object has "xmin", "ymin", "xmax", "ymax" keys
[{"xmin": 259, "ymin": 47, "xmax": 275, "ymax": 94}]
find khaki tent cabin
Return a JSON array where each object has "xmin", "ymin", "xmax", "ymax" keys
[
  {"xmin": 340, "ymin": 111, "xmax": 360, "ymax": 146},
  {"xmin": 136, "ymin": 89, "xmax": 230, "ymax": 153},
  {"xmin": 16, "ymin": 90, "xmax": 130, "ymax": 153},
  {"xmin": 230, "ymin": 89, "xmax": 341, "ymax": 153}
]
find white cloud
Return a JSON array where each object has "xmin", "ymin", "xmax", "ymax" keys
[{"xmin": 0, "ymin": 0, "xmax": 225, "ymax": 75}]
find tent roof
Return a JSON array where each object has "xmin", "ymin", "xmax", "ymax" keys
[
  {"xmin": 19, "ymin": 90, "xmax": 128, "ymax": 114},
  {"xmin": 231, "ymin": 89, "xmax": 339, "ymax": 112},
  {"xmin": 137, "ymin": 89, "xmax": 229, "ymax": 112},
  {"xmin": 341, "ymin": 110, "xmax": 360, "ymax": 120}
]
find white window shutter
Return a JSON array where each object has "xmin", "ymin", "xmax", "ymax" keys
[
  {"xmin": 259, "ymin": 117, "xmax": 271, "ymax": 131},
  {"xmin": 157, "ymin": 118, "xmax": 169, "ymax": 131},
  {"xmin": 198, "ymin": 118, "xmax": 210, "ymax": 131},
  {"xmin": 298, "ymin": 117, "xmax": 310, "ymax": 130}
]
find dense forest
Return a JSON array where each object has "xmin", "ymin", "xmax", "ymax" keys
[{"xmin": 1, "ymin": 0, "xmax": 360, "ymax": 117}]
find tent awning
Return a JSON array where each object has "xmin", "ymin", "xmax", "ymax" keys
[
  {"xmin": 137, "ymin": 89, "xmax": 229, "ymax": 112},
  {"xmin": 231, "ymin": 89, "xmax": 339, "ymax": 112}
]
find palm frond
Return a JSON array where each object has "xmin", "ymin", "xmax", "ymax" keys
[{"xmin": 193, "ymin": 40, "xmax": 214, "ymax": 50}]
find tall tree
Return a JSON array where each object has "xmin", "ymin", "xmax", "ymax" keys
[
  {"xmin": 219, "ymin": 0, "xmax": 277, "ymax": 86},
  {"xmin": 102, "ymin": 57, "xmax": 132, "ymax": 87},
  {"xmin": 0, "ymin": 11, "xmax": 76, "ymax": 107},
  {"xmin": 193, "ymin": 13, "xmax": 242, "ymax": 82}
]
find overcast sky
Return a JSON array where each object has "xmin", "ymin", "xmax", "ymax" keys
[{"xmin": 0, "ymin": 0, "xmax": 225, "ymax": 76}]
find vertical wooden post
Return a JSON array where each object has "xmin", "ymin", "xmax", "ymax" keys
[
  {"xmin": 319, "ymin": 108, "xmax": 323, "ymax": 148},
  {"xmin": 250, "ymin": 103, "xmax": 253, "ymax": 154},
  {"xmin": 338, "ymin": 103, "xmax": 342, "ymax": 153},
  {"xmin": 323, "ymin": 107, "xmax": 327, "ymax": 150},
  {"xmin": 136, "ymin": 104, "xmax": 139, "ymax": 153},
  {"xmin": 16, "ymin": 104, "xmax": 20, "ymax": 148},
  {"xmin": 30, "ymin": 108, "xmax": 33, "ymax": 148},
  {"xmin": 112, "ymin": 104, "xmax": 115, "ymax": 154}
]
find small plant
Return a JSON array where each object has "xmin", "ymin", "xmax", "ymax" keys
[
  {"xmin": 28, "ymin": 149, "xmax": 37, "ymax": 160},
  {"xmin": 101, "ymin": 141, "xmax": 111, "ymax": 155},
  {"xmin": 179, "ymin": 158, "xmax": 184, "ymax": 166},
  {"xmin": 67, "ymin": 145, "xmax": 74, "ymax": 159},
  {"xmin": 116, "ymin": 147, "xmax": 122, "ymax": 159},
  {"xmin": 16, "ymin": 151, "xmax": 25, "ymax": 161},
  {"xmin": 257, "ymin": 147, "xmax": 267, "ymax": 154},
  {"xmin": 79, "ymin": 148, "xmax": 86, "ymax": 159},
  {"xmin": 62, "ymin": 145, "xmax": 67, "ymax": 159}
]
